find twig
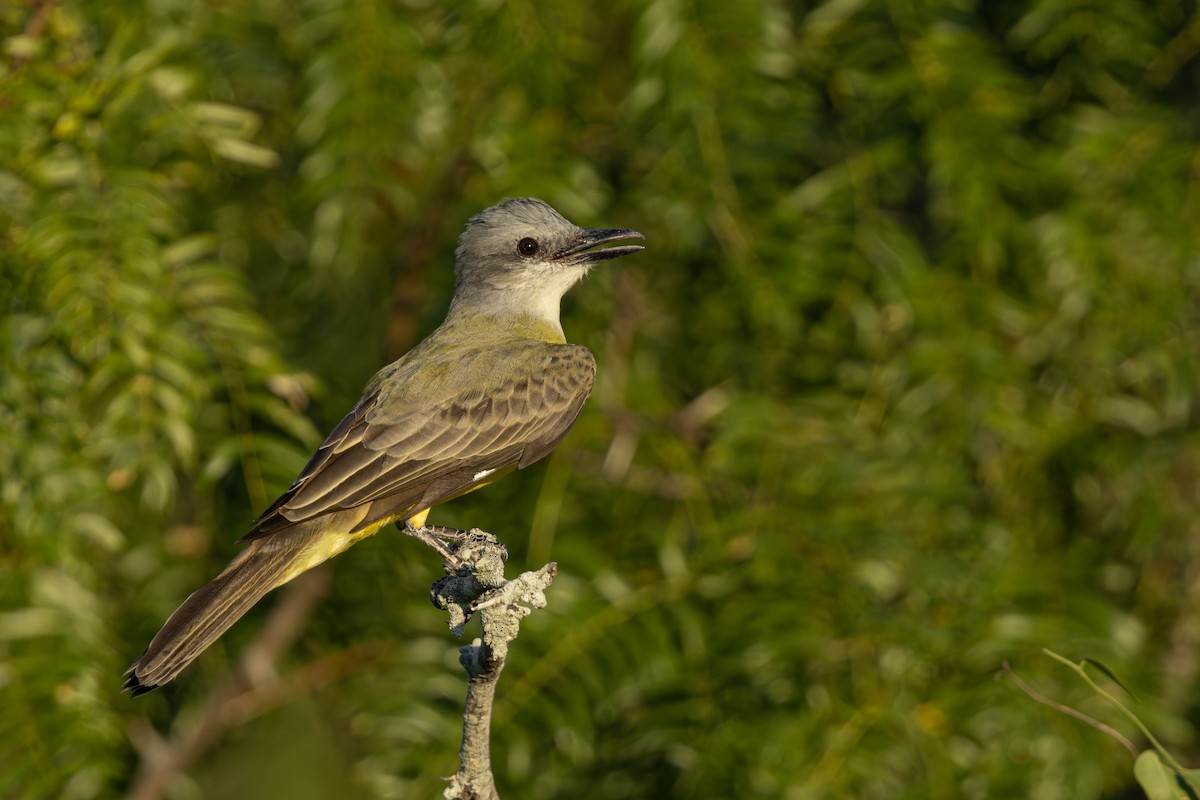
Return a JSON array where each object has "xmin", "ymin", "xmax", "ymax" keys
[
  {"xmin": 1041, "ymin": 649, "xmax": 1191, "ymax": 771},
  {"xmin": 407, "ymin": 525, "xmax": 557, "ymax": 800},
  {"xmin": 1001, "ymin": 660, "xmax": 1139, "ymax": 759}
]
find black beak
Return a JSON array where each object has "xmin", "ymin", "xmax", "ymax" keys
[{"xmin": 558, "ymin": 227, "xmax": 645, "ymax": 263}]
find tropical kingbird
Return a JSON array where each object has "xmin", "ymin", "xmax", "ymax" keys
[{"xmin": 124, "ymin": 198, "xmax": 644, "ymax": 696}]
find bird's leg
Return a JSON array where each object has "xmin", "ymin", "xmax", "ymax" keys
[
  {"xmin": 398, "ymin": 521, "xmax": 507, "ymax": 575},
  {"xmin": 425, "ymin": 525, "xmax": 473, "ymax": 543},
  {"xmin": 399, "ymin": 520, "xmax": 462, "ymax": 565}
]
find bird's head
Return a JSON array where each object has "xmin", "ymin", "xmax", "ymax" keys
[{"xmin": 451, "ymin": 198, "xmax": 644, "ymax": 320}]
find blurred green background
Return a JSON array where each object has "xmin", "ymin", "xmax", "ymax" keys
[{"xmin": 4, "ymin": 1, "xmax": 1200, "ymax": 797}]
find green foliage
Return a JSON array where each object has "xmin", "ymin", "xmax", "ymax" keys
[
  {"xmin": 3, "ymin": 0, "xmax": 1200, "ymax": 798},
  {"xmin": 0, "ymin": 4, "xmax": 317, "ymax": 797}
]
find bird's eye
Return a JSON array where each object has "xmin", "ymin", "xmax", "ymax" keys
[{"xmin": 517, "ymin": 237, "xmax": 540, "ymax": 257}]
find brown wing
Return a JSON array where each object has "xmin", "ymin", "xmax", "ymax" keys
[{"xmin": 242, "ymin": 344, "xmax": 596, "ymax": 541}]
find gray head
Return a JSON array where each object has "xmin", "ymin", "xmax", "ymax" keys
[{"xmin": 451, "ymin": 198, "xmax": 644, "ymax": 323}]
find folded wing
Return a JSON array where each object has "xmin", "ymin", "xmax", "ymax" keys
[{"xmin": 243, "ymin": 344, "xmax": 596, "ymax": 541}]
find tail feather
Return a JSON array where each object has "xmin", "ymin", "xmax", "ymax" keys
[{"xmin": 123, "ymin": 533, "xmax": 315, "ymax": 697}]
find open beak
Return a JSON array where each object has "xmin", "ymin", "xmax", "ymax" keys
[{"xmin": 558, "ymin": 227, "xmax": 646, "ymax": 264}]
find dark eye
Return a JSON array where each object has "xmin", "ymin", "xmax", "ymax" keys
[{"xmin": 517, "ymin": 237, "xmax": 539, "ymax": 257}]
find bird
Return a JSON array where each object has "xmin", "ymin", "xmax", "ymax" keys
[{"xmin": 123, "ymin": 198, "xmax": 644, "ymax": 696}]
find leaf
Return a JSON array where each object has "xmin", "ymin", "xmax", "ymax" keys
[
  {"xmin": 1082, "ymin": 658, "xmax": 1138, "ymax": 701},
  {"xmin": 188, "ymin": 101, "xmax": 263, "ymax": 137},
  {"xmin": 1178, "ymin": 770, "xmax": 1200, "ymax": 800},
  {"xmin": 209, "ymin": 137, "xmax": 281, "ymax": 169},
  {"xmin": 1136, "ymin": 751, "xmax": 1184, "ymax": 800},
  {"xmin": 1135, "ymin": 751, "xmax": 1200, "ymax": 800}
]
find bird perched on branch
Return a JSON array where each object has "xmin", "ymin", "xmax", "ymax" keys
[{"xmin": 124, "ymin": 198, "xmax": 644, "ymax": 696}]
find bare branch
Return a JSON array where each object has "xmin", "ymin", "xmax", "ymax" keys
[{"xmin": 405, "ymin": 525, "xmax": 557, "ymax": 799}]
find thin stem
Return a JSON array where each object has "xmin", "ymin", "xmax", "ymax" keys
[
  {"xmin": 1042, "ymin": 648, "xmax": 1185, "ymax": 772},
  {"xmin": 1002, "ymin": 661, "xmax": 1138, "ymax": 758}
]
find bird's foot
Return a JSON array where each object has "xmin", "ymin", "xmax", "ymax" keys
[
  {"xmin": 420, "ymin": 530, "xmax": 508, "ymax": 636},
  {"xmin": 399, "ymin": 522, "xmax": 508, "ymax": 573},
  {"xmin": 400, "ymin": 521, "xmax": 459, "ymax": 563}
]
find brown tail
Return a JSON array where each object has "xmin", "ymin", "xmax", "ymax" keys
[{"xmin": 123, "ymin": 531, "xmax": 316, "ymax": 697}]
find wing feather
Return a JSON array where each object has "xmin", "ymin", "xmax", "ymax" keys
[{"xmin": 242, "ymin": 343, "xmax": 595, "ymax": 540}]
